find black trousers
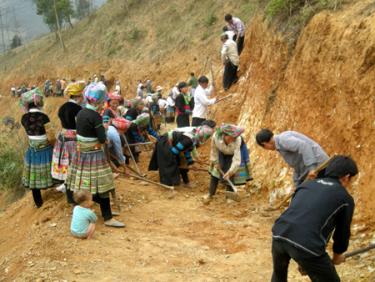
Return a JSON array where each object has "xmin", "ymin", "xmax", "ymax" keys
[
  {"xmin": 32, "ymin": 189, "xmax": 43, "ymax": 208},
  {"xmin": 192, "ymin": 117, "xmax": 206, "ymax": 127},
  {"xmin": 223, "ymin": 62, "xmax": 238, "ymax": 91},
  {"xmin": 271, "ymin": 239, "xmax": 340, "ymax": 282},
  {"xmin": 180, "ymin": 168, "xmax": 189, "ymax": 184},
  {"xmin": 176, "ymin": 114, "xmax": 190, "ymax": 127},
  {"xmin": 209, "ymin": 175, "xmax": 234, "ymax": 196},
  {"xmin": 233, "ymin": 34, "xmax": 245, "ymax": 55},
  {"xmin": 66, "ymin": 190, "xmax": 112, "ymax": 221}
]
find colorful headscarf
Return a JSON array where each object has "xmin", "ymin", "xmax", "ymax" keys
[
  {"xmin": 216, "ymin": 124, "xmax": 244, "ymax": 138},
  {"xmin": 19, "ymin": 88, "xmax": 44, "ymax": 111},
  {"xmin": 133, "ymin": 113, "xmax": 150, "ymax": 128},
  {"xmin": 112, "ymin": 117, "xmax": 132, "ymax": 131},
  {"xmin": 193, "ymin": 125, "xmax": 214, "ymax": 145},
  {"xmin": 64, "ymin": 81, "xmax": 85, "ymax": 97},
  {"xmin": 84, "ymin": 82, "xmax": 107, "ymax": 104},
  {"xmin": 107, "ymin": 92, "xmax": 122, "ymax": 101}
]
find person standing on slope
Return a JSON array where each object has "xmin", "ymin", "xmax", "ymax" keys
[
  {"xmin": 224, "ymin": 14, "xmax": 245, "ymax": 55},
  {"xmin": 221, "ymin": 33, "xmax": 239, "ymax": 91},
  {"xmin": 20, "ymin": 88, "xmax": 55, "ymax": 207},
  {"xmin": 65, "ymin": 82, "xmax": 125, "ymax": 228},
  {"xmin": 192, "ymin": 76, "xmax": 216, "ymax": 127},
  {"xmin": 51, "ymin": 81, "xmax": 85, "ymax": 193},
  {"xmin": 175, "ymin": 82, "xmax": 193, "ymax": 127}
]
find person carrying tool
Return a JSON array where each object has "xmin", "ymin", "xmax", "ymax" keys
[
  {"xmin": 271, "ymin": 155, "xmax": 358, "ymax": 282},
  {"xmin": 148, "ymin": 125, "xmax": 214, "ymax": 187},
  {"xmin": 255, "ymin": 129, "xmax": 329, "ymax": 187},
  {"xmin": 205, "ymin": 124, "xmax": 252, "ymax": 201},
  {"xmin": 125, "ymin": 113, "xmax": 159, "ymax": 163},
  {"xmin": 192, "ymin": 76, "xmax": 216, "ymax": 127}
]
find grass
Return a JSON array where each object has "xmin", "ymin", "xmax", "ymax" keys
[{"xmin": 0, "ymin": 131, "xmax": 26, "ymax": 199}]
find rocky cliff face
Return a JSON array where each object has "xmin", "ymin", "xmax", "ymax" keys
[{"xmin": 222, "ymin": 1, "xmax": 375, "ymax": 224}]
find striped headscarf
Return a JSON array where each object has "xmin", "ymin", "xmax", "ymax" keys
[
  {"xmin": 64, "ymin": 81, "xmax": 85, "ymax": 97},
  {"xmin": 133, "ymin": 113, "xmax": 150, "ymax": 128},
  {"xmin": 84, "ymin": 82, "xmax": 107, "ymax": 104},
  {"xmin": 112, "ymin": 117, "xmax": 132, "ymax": 131},
  {"xmin": 193, "ymin": 125, "xmax": 214, "ymax": 145},
  {"xmin": 19, "ymin": 88, "xmax": 44, "ymax": 111},
  {"xmin": 216, "ymin": 124, "xmax": 244, "ymax": 138}
]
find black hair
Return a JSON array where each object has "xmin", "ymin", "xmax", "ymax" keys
[
  {"xmin": 178, "ymin": 82, "xmax": 188, "ymax": 90},
  {"xmin": 190, "ymin": 72, "xmax": 195, "ymax": 76},
  {"xmin": 201, "ymin": 119, "xmax": 216, "ymax": 128},
  {"xmin": 222, "ymin": 26, "xmax": 229, "ymax": 32},
  {"xmin": 225, "ymin": 14, "xmax": 233, "ymax": 22},
  {"xmin": 325, "ymin": 155, "xmax": 358, "ymax": 179},
  {"xmin": 221, "ymin": 33, "xmax": 229, "ymax": 40},
  {"xmin": 28, "ymin": 102, "xmax": 37, "ymax": 109},
  {"xmin": 255, "ymin": 129, "xmax": 274, "ymax": 146},
  {"xmin": 198, "ymin": 76, "xmax": 209, "ymax": 84}
]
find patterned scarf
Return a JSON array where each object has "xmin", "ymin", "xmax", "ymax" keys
[
  {"xmin": 19, "ymin": 88, "xmax": 44, "ymax": 111},
  {"xmin": 84, "ymin": 82, "xmax": 107, "ymax": 104},
  {"xmin": 216, "ymin": 124, "xmax": 244, "ymax": 138},
  {"xmin": 133, "ymin": 113, "xmax": 150, "ymax": 128},
  {"xmin": 193, "ymin": 125, "xmax": 214, "ymax": 145}
]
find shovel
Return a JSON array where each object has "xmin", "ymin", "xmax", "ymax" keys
[{"xmin": 217, "ymin": 167, "xmax": 240, "ymax": 202}]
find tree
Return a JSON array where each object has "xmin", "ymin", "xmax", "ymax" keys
[
  {"xmin": 75, "ymin": 0, "xmax": 92, "ymax": 20},
  {"xmin": 10, "ymin": 35, "xmax": 22, "ymax": 49},
  {"xmin": 33, "ymin": 0, "xmax": 74, "ymax": 32}
]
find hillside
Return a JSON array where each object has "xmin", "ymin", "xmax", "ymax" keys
[{"xmin": 1, "ymin": 0, "xmax": 375, "ymax": 281}]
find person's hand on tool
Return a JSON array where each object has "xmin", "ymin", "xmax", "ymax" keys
[
  {"xmin": 332, "ymin": 253, "xmax": 346, "ymax": 265},
  {"xmin": 223, "ymin": 171, "xmax": 233, "ymax": 181},
  {"xmin": 307, "ymin": 170, "xmax": 318, "ymax": 180},
  {"xmin": 297, "ymin": 265, "xmax": 307, "ymax": 276}
]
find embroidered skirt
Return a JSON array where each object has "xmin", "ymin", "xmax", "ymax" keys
[
  {"xmin": 51, "ymin": 129, "xmax": 77, "ymax": 181},
  {"xmin": 209, "ymin": 141, "xmax": 252, "ymax": 185},
  {"xmin": 22, "ymin": 140, "xmax": 53, "ymax": 189},
  {"xmin": 65, "ymin": 140, "xmax": 114, "ymax": 194}
]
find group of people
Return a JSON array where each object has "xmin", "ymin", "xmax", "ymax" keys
[{"xmin": 16, "ymin": 12, "xmax": 360, "ymax": 282}]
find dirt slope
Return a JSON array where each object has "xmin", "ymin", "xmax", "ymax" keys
[{"xmin": 0, "ymin": 0, "xmax": 375, "ymax": 281}]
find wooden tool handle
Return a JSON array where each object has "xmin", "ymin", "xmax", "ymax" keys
[{"xmin": 345, "ymin": 244, "xmax": 375, "ymax": 258}]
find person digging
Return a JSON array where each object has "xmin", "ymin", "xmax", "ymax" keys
[
  {"xmin": 271, "ymin": 155, "xmax": 358, "ymax": 282},
  {"xmin": 204, "ymin": 124, "xmax": 252, "ymax": 202}
]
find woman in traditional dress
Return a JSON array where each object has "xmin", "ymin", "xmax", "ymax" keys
[
  {"xmin": 124, "ymin": 99, "xmax": 144, "ymax": 121},
  {"xmin": 205, "ymin": 124, "xmax": 252, "ymax": 200},
  {"xmin": 20, "ymin": 88, "xmax": 54, "ymax": 207},
  {"xmin": 102, "ymin": 92, "xmax": 123, "ymax": 128},
  {"xmin": 148, "ymin": 125, "xmax": 214, "ymax": 187},
  {"xmin": 65, "ymin": 82, "xmax": 125, "ymax": 228},
  {"xmin": 51, "ymin": 81, "xmax": 84, "ymax": 192},
  {"xmin": 125, "ymin": 113, "xmax": 159, "ymax": 163}
]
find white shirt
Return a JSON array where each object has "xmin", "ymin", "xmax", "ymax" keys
[
  {"xmin": 225, "ymin": 30, "xmax": 235, "ymax": 41},
  {"xmin": 221, "ymin": 39, "xmax": 239, "ymax": 66},
  {"xmin": 158, "ymin": 98, "xmax": 168, "ymax": 109},
  {"xmin": 171, "ymin": 86, "xmax": 180, "ymax": 100},
  {"xmin": 192, "ymin": 85, "xmax": 216, "ymax": 119},
  {"xmin": 167, "ymin": 96, "xmax": 175, "ymax": 107}
]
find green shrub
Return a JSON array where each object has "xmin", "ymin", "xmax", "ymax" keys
[
  {"xmin": 205, "ymin": 12, "xmax": 217, "ymax": 27},
  {"xmin": 0, "ymin": 131, "xmax": 26, "ymax": 197}
]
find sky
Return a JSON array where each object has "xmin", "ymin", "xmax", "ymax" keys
[{"xmin": 0, "ymin": 0, "xmax": 107, "ymax": 51}]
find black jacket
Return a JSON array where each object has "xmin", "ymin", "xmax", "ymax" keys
[{"xmin": 272, "ymin": 177, "xmax": 354, "ymax": 256}]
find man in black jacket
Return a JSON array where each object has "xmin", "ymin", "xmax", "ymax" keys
[{"xmin": 271, "ymin": 155, "xmax": 358, "ymax": 282}]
